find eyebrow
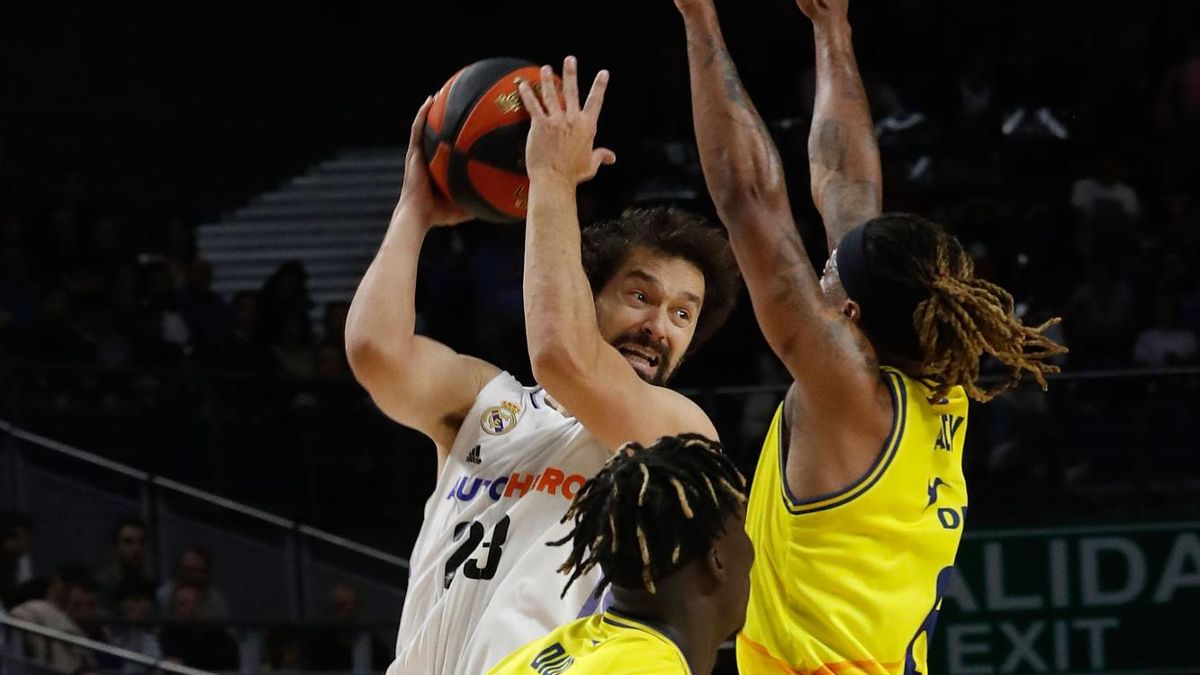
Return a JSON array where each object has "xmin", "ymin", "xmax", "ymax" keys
[{"xmin": 627, "ymin": 269, "xmax": 702, "ymax": 307}]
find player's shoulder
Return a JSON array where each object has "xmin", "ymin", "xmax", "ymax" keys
[
  {"xmin": 576, "ymin": 638, "xmax": 689, "ymax": 674},
  {"xmin": 648, "ymin": 384, "xmax": 720, "ymax": 441},
  {"xmin": 586, "ymin": 615, "xmax": 690, "ymax": 672}
]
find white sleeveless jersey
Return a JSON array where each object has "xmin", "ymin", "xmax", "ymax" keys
[{"xmin": 389, "ymin": 372, "xmax": 613, "ymax": 675}]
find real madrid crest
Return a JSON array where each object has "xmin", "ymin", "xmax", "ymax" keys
[{"xmin": 481, "ymin": 400, "xmax": 521, "ymax": 436}]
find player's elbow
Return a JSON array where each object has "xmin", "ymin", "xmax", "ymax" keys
[
  {"xmin": 529, "ymin": 339, "xmax": 587, "ymax": 390},
  {"xmin": 345, "ymin": 330, "xmax": 404, "ymax": 391},
  {"xmin": 763, "ymin": 326, "xmax": 809, "ymax": 377}
]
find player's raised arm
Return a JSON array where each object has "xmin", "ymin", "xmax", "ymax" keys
[
  {"xmin": 801, "ymin": 0, "xmax": 883, "ymax": 249},
  {"xmin": 675, "ymin": 0, "xmax": 881, "ymax": 416},
  {"xmin": 516, "ymin": 57, "xmax": 718, "ymax": 449},
  {"xmin": 345, "ymin": 98, "xmax": 499, "ymax": 453}
]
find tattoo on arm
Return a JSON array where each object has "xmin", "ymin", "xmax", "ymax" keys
[
  {"xmin": 763, "ymin": 224, "xmax": 877, "ymax": 378},
  {"xmin": 694, "ymin": 33, "xmax": 784, "ymax": 180},
  {"xmin": 810, "ymin": 121, "xmax": 880, "ymax": 237},
  {"xmin": 768, "ymin": 227, "xmax": 813, "ymax": 307},
  {"xmin": 813, "ymin": 120, "xmax": 847, "ymax": 172}
]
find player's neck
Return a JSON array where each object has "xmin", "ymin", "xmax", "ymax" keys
[
  {"xmin": 609, "ymin": 590, "xmax": 720, "ymax": 674},
  {"xmin": 873, "ymin": 343, "xmax": 923, "ymax": 377}
]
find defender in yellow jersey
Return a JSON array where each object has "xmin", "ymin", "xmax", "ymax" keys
[
  {"xmin": 739, "ymin": 372, "xmax": 969, "ymax": 674},
  {"xmin": 674, "ymin": 0, "xmax": 1067, "ymax": 672},
  {"xmin": 488, "ymin": 611, "xmax": 691, "ymax": 674},
  {"xmin": 488, "ymin": 435, "xmax": 753, "ymax": 675}
]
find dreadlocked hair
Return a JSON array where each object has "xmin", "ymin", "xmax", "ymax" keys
[
  {"xmin": 862, "ymin": 214, "xmax": 1068, "ymax": 403},
  {"xmin": 549, "ymin": 433, "xmax": 746, "ymax": 598}
]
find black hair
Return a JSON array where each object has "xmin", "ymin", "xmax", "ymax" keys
[
  {"xmin": 550, "ymin": 434, "xmax": 746, "ymax": 597},
  {"xmin": 111, "ymin": 516, "xmax": 147, "ymax": 544},
  {"xmin": 581, "ymin": 207, "xmax": 740, "ymax": 354}
]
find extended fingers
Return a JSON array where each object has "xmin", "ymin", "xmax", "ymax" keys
[
  {"xmin": 516, "ymin": 78, "xmax": 545, "ymax": 119},
  {"xmin": 539, "ymin": 64, "xmax": 560, "ymax": 114},
  {"xmin": 582, "ymin": 70, "xmax": 610, "ymax": 120},
  {"xmin": 562, "ymin": 56, "xmax": 580, "ymax": 114}
]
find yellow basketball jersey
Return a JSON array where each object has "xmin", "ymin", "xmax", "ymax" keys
[
  {"xmin": 737, "ymin": 367, "xmax": 968, "ymax": 675},
  {"xmin": 488, "ymin": 610, "xmax": 692, "ymax": 675}
]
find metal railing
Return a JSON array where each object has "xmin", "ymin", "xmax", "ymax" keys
[
  {"xmin": 0, "ymin": 615, "xmax": 215, "ymax": 675},
  {"xmin": 1, "ymin": 419, "xmax": 411, "ymax": 567},
  {"xmin": 0, "ymin": 419, "xmax": 409, "ymax": 624}
]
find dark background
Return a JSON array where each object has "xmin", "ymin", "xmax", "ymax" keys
[{"xmin": 2, "ymin": 1, "xmax": 1200, "ymax": 672}]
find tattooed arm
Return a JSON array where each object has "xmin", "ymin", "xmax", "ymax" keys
[
  {"xmin": 677, "ymin": 1, "xmax": 881, "ymax": 416},
  {"xmin": 802, "ymin": 0, "xmax": 882, "ymax": 249}
]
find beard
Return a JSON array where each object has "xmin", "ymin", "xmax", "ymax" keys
[{"xmin": 612, "ymin": 331, "xmax": 672, "ymax": 386}]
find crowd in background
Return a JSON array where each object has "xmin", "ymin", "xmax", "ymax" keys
[
  {"xmin": 0, "ymin": 512, "xmax": 387, "ymax": 675},
  {"xmin": 0, "ymin": 6, "xmax": 1199, "ymax": 667}
]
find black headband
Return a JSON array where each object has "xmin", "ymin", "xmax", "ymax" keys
[{"xmin": 834, "ymin": 222, "xmax": 926, "ymax": 361}]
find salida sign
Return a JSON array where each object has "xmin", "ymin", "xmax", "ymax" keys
[{"xmin": 929, "ymin": 522, "xmax": 1200, "ymax": 674}]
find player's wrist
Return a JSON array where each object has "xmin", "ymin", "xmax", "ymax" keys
[
  {"xmin": 812, "ymin": 18, "xmax": 853, "ymax": 45},
  {"xmin": 527, "ymin": 169, "xmax": 578, "ymax": 192},
  {"xmin": 677, "ymin": 0, "xmax": 717, "ymax": 24},
  {"xmin": 394, "ymin": 198, "xmax": 439, "ymax": 231}
]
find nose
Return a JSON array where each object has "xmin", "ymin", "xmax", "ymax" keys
[{"xmin": 639, "ymin": 311, "xmax": 670, "ymax": 346}]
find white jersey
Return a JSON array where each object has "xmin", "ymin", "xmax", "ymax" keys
[{"xmin": 389, "ymin": 372, "xmax": 612, "ymax": 675}]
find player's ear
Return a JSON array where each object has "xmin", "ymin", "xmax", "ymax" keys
[
  {"xmin": 843, "ymin": 299, "xmax": 861, "ymax": 322},
  {"xmin": 704, "ymin": 546, "xmax": 728, "ymax": 587}
]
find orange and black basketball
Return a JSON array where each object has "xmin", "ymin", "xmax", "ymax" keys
[{"xmin": 423, "ymin": 57, "xmax": 559, "ymax": 223}]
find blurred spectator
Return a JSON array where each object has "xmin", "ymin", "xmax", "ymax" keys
[
  {"xmin": 156, "ymin": 547, "xmax": 229, "ymax": 621},
  {"xmin": 9, "ymin": 565, "xmax": 96, "ymax": 673},
  {"xmin": 96, "ymin": 516, "xmax": 153, "ymax": 611},
  {"xmin": 1133, "ymin": 296, "xmax": 1198, "ymax": 367},
  {"xmin": 142, "ymin": 262, "xmax": 191, "ymax": 350},
  {"xmin": 272, "ymin": 309, "xmax": 316, "ymax": 379},
  {"xmin": 1067, "ymin": 263, "xmax": 1136, "ymax": 367},
  {"xmin": 1070, "ymin": 155, "xmax": 1140, "ymax": 223},
  {"xmin": 1, "ymin": 512, "xmax": 33, "ymax": 581},
  {"xmin": 265, "ymin": 627, "xmax": 308, "ymax": 674},
  {"xmin": 1, "ymin": 512, "xmax": 33, "ymax": 606},
  {"xmin": 178, "ymin": 258, "xmax": 232, "ymax": 357},
  {"xmin": 259, "ymin": 260, "xmax": 312, "ymax": 347},
  {"xmin": 160, "ymin": 219, "xmax": 197, "ymax": 292},
  {"xmin": 64, "ymin": 577, "xmax": 121, "ymax": 671},
  {"xmin": 107, "ymin": 579, "xmax": 162, "ymax": 667},
  {"xmin": 89, "ymin": 262, "xmax": 140, "ymax": 368},
  {"xmin": 306, "ymin": 582, "xmax": 389, "ymax": 671},
  {"xmin": 224, "ymin": 289, "xmax": 275, "ymax": 372},
  {"xmin": 158, "ymin": 583, "xmax": 239, "ymax": 672}
]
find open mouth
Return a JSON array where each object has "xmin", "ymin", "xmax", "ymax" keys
[{"xmin": 618, "ymin": 345, "xmax": 661, "ymax": 373}]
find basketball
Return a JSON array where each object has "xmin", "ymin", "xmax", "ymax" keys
[{"xmin": 423, "ymin": 57, "xmax": 560, "ymax": 223}]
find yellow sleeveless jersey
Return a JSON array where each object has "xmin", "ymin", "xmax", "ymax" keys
[
  {"xmin": 488, "ymin": 610, "xmax": 692, "ymax": 675},
  {"xmin": 737, "ymin": 367, "xmax": 968, "ymax": 675}
]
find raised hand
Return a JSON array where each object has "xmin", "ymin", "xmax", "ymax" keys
[
  {"xmin": 796, "ymin": 0, "xmax": 850, "ymax": 26},
  {"xmin": 398, "ymin": 96, "xmax": 472, "ymax": 226},
  {"xmin": 516, "ymin": 56, "xmax": 616, "ymax": 187}
]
